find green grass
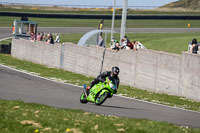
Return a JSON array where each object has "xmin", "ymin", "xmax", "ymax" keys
[
  {"xmin": 4, "ymin": 32, "xmax": 194, "ymax": 55},
  {"xmin": 118, "ymin": 85, "xmax": 200, "ymax": 111},
  {"xmin": 0, "ymin": 38, "xmax": 12, "ymax": 45},
  {"xmin": 2, "ymin": 5, "xmax": 200, "ymax": 15},
  {"xmin": 1, "ymin": 7, "xmax": 200, "ymax": 132},
  {"xmin": 0, "ymin": 38, "xmax": 12, "ymax": 53},
  {"xmin": 59, "ymin": 32, "xmax": 198, "ymax": 54},
  {"xmin": 0, "ymin": 53, "xmax": 93, "ymax": 86},
  {"xmin": 1, "ymin": 4, "xmax": 200, "ymax": 28},
  {"xmin": 1, "ymin": 16, "xmax": 200, "ymax": 28},
  {"xmin": 0, "ymin": 53, "xmax": 200, "ymax": 112},
  {"xmin": 59, "ymin": 33, "xmax": 84, "ymax": 44},
  {"xmin": 1, "ymin": 32, "xmax": 200, "ymax": 112},
  {"xmin": 125, "ymin": 32, "xmax": 198, "ymax": 54},
  {"xmin": 1, "ymin": 100, "xmax": 200, "ymax": 133}
]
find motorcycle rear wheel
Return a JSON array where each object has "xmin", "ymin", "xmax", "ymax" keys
[
  {"xmin": 80, "ymin": 92, "xmax": 88, "ymax": 104},
  {"xmin": 95, "ymin": 91, "xmax": 109, "ymax": 105}
]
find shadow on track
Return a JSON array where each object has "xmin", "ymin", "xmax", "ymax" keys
[{"xmin": 100, "ymin": 104, "xmax": 142, "ymax": 111}]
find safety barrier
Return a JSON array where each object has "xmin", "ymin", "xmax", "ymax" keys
[
  {"xmin": 1, "ymin": 12, "xmax": 200, "ymax": 20},
  {"xmin": 11, "ymin": 38, "xmax": 200, "ymax": 101}
]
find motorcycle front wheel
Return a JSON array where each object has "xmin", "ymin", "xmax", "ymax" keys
[
  {"xmin": 80, "ymin": 92, "xmax": 88, "ymax": 104},
  {"xmin": 95, "ymin": 91, "xmax": 109, "ymax": 105}
]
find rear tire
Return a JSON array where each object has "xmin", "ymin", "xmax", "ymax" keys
[
  {"xmin": 95, "ymin": 91, "xmax": 109, "ymax": 106},
  {"xmin": 80, "ymin": 92, "xmax": 88, "ymax": 104}
]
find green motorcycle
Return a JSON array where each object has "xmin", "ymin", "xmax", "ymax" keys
[{"xmin": 80, "ymin": 77, "xmax": 117, "ymax": 105}]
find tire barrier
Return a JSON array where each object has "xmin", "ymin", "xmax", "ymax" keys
[
  {"xmin": 0, "ymin": 43, "xmax": 11, "ymax": 54},
  {"xmin": 1, "ymin": 11, "xmax": 200, "ymax": 20}
]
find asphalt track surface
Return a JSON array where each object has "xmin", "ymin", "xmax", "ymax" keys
[
  {"xmin": 1, "ymin": 27, "xmax": 200, "ymax": 128},
  {"xmin": 0, "ymin": 64, "xmax": 200, "ymax": 128},
  {"xmin": 1, "ymin": 27, "xmax": 200, "ymax": 39}
]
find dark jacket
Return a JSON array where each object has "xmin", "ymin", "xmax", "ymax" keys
[
  {"xmin": 96, "ymin": 71, "xmax": 120, "ymax": 88},
  {"xmin": 192, "ymin": 44, "xmax": 198, "ymax": 54}
]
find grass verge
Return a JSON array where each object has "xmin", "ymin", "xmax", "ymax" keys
[
  {"xmin": 1, "ymin": 32, "xmax": 194, "ymax": 55},
  {"xmin": 1, "ymin": 16, "xmax": 200, "ymax": 28},
  {"xmin": 59, "ymin": 32, "xmax": 199, "ymax": 54},
  {"xmin": 0, "ymin": 53, "xmax": 200, "ymax": 112},
  {"xmin": 1, "ymin": 100, "xmax": 200, "ymax": 133},
  {"xmin": 0, "ymin": 38, "xmax": 12, "ymax": 45},
  {"xmin": 1, "ymin": 32, "xmax": 197, "ymax": 55},
  {"xmin": 2, "ymin": 5, "xmax": 200, "ymax": 15}
]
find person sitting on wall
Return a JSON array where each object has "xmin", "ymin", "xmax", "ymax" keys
[
  {"xmin": 124, "ymin": 35, "xmax": 130, "ymax": 45},
  {"xmin": 120, "ymin": 38, "xmax": 129, "ymax": 49},
  {"xmin": 127, "ymin": 41, "xmax": 133, "ymax": 50},
  {"xmin": 133, "ymin": 41, "xmax": 138, "ymax": 51},
  {"xmin": 30, "ymin": 32, "xmax": 36, "ymax": 42},
  {"xmin": 41, "ymin": 33, "xmax": 46, "ymax": 42},
  {"xmin": 46, "ymin": 33, "xmax": 54, "ymax": 44},
  {"xmin": 189, "ymin": 38, "xmax": 199, "ymax": 54},
  {"xmin": 54, "ymin": 33, "xmax": 60, "ymax": 43},
  {"xmin": 37, "ymin": 33, "xmax": 42, "ymax": 41},
  {"xmin": 110, "ymin": 38, "xmax": 120, "ymax": 51}
]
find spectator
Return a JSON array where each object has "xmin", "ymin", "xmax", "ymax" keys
[
  {"xmin": 41, "ymin": 33, "xmax": 46, "ymax": 42},
  {"xmin": 133, "ymin": 41, "xmax": 138, "ymax": 51},
  {"xmin": 124, "ymin": 35, "xmax": 130, "ymax": 44},
  {"xmin": 46, "ymin": 33, "xmax": 54, "ymax": 44},
  {"xmin": 37, "ymin": 33, "xmax": 42, "ymax": 41},
  {"xmin": 120, "ymin": 38, "xmax": 129, "ymax": 49},
  {"xmin": 30, "ymin": 32, "xmax": 36, "ymax": 42},
  {"xmin": 12, "ymin": 24, "xmax": 15, "ymax": 34},
  {"xmin": 110, "ymin": 38, "xmax": 120, "ymax": 51},
  {"xmin": 97, "ymin": 35, "xmax": 105, "ymax": 48},
  {"xmin": 54, "ymin": 33, "xmax": 60, "ymax": 43},
  {"xmin": 190, "ymin": 38, "xmax": 198, "ymax": 54},
  {"xmin": 127, "ymin": 41, "xmax": 134, "ymax": 50}
]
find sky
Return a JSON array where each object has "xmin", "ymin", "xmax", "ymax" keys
[{"xmin": 0, "ymin": 0, "xmax": 179, "ymax": 8}]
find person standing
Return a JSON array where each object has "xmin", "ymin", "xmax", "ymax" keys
[
  {"xmin": 97, "ymin": 35, "xmax": 105, "ymax": 48},
  {"xmin": 12, "ymin": 25, "xmax": 15, "ymax": 34}
]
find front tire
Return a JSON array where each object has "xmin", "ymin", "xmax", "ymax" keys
[
  {"xmin": 95, "ymin": 91, "xmax": 109, "ymax": 106},
  {"xmin": 80, "ymin": 92, "xmax": 88, "ymax": 104}
]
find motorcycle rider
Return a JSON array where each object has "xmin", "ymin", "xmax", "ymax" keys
[{"xmin": 86, "ymin": 66, "xmax": 120, "ymax": 94}]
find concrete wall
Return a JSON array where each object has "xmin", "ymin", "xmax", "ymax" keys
[
  {"xmin": 62, "ymin": 43, "xmax": 105, "ymax": 77},
  {"xmin": 12, "ymin": 38, "xmax": 61, "ymax": 68},
  {"xmin": 180, "ymin": 53, "xmax": 200, "ymax": 101},
  {"xmin": 103, "ymin": 49, "xmax": 182, "ymax": 95},
  {"xmin": 11, "ymin": 38, "xmax": 200, "ymax": 101}
]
